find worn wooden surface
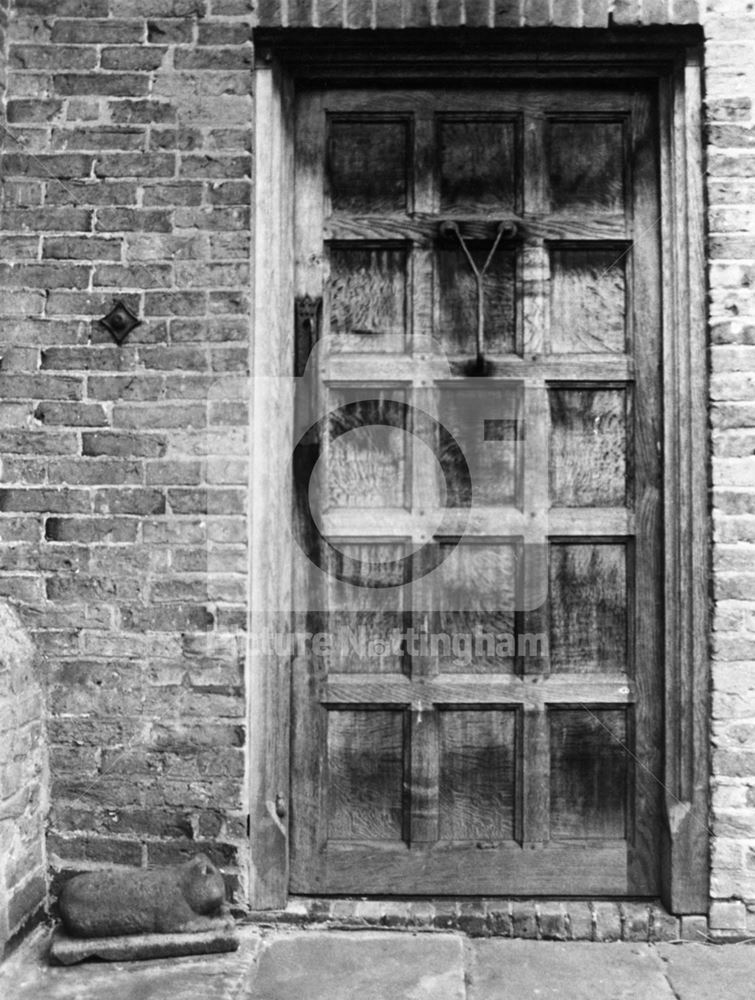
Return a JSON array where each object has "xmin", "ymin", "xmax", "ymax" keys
[{"xmin": 289, "ymin": 83, "xmax": 663, "ymax": 898}]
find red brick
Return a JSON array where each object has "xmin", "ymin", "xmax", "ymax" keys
[
  {"xmin": 34, "ymin": 401, "xmax": 107, "ymax": 426},
  {"xmin": 465, "ymin": 0, "xmax": 492, "ymax": 26},
  {"xmin": 54, "ymin": 73, "xmax": 151, "ymax": 97},
  {"xmin": 51, "ymin": 19, "xmax": 144, "ymax": 43},
  {"xmin": 16, "ymin": 0, "xmax": 109, "ymax": 12},
  {"xmin": 669, "ymin": 0, "xmax": 699, "ymax": 23},
  {"xmin": 4, "ymin": 263, "xmax": 91, "ymax": 290},
  {"xmin": 92, "ymin": 488, "xmax": 166, "ymax": 515},
  {"xmin": 197, "ymin": 23, "xmax": 252, "ymax": 44},
  {"xmin": 94, "ymin": 154, "xmax": 176, "ymax": 179},
  {"xmin": 255, "ymin": 0, "xmax": 286, "ymax": 25},
  {"xmin": 0, "ymin": 489, "xmax": 91, "ymax": 514},
  {"xmin": 109, "ymin": 0, "xmax": 207, "ymax": 14},
  {"xmin": 9, "ymin": 44, "xmax": 97, "ymax": 70},
  {"xmin": 522, "ymin": 0, "xmax": 550, "ymax": 25},
  {"xmin": 81, "ymin": 432, "xmax": 167, "ymax": 458},
  {"xmin": 0, "ymin": 374, "xmax": 83, "ymax": 400},
  {"xmin": 493, "ymin": 0, "xmax": 519, "ymax": 25},
  {"xmin": 42, "ymin": 237, "xmax": 122, "ymax": 261},
  {"xmin": 96, "ymin": 207, "xmax": 173, "ymax": 231},
  {"xmin": 437, "ymin": 0, "xmax": 462, "ymax": 26},
  {"xmin": 0, "ymin": 152, "xmax": 93, "ymax": 177},
  {"xmin": 5, "ymin": 98, "xmax": 63, "ymax": 122},
  {"xmin": 0, "ymin": 430, "xmax": 79, "ymax": 456},
  {"xmin": 611, "ymin": 0, "xmax": 641, "ymax": 24},
  {"xmin": 52, "ymin": 127, "xmax": 146, "ymax": 151},
  {"xmin": 45, "ymin": 517, "xmax": 140, "ymax": 543},
  {"xmin": 144, "ymin": 292, "xmax": 207, "ymax": 316},
  {"xmin": 101, "ymin": 46, "xmax": 168, "ymax": 71},
  {"xmin": 48, "ymin": 459, "xmax": 143, "ymax": 486},
  {"xmin": 45, "ymin": 181, "xmax": 137, "ymax": 207},
  {"xmin": 148, "ymin": 19, "xmax": 195, "ymax": 43},
  {"xmin": 582, "ymin": 0, "xmax": 609, "ymax": 25},
  {"xmin": 120, "ymin": 604, "xmax": 214, "ymax": 631},
  {"xmin": 94, "ymin": 264, "xmax": 172, "ymax": 289},
  {"xmin": 108, "ymin": 100, "xmax": 177, "ymax": 124},
  {"xmin": 174, "ymin": 47, "xmax": 252, "ymax": 70}
]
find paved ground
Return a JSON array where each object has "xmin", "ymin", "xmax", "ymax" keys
[{"xmin": 2, "ymin": 925, "xmax": 755, "ymax": 999}]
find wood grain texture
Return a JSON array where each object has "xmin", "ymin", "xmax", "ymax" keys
[
  {"xmin": 328, "ymin": 542, "xmax": 408, "ymax": 674},
  {"xmin": 328, "ymin": 245, "xmax": 407, "ymax": 347},
  {"xmin": 317, "ymin": 840, "xmax": 628, "ymax": 895},
  {"xmin": 546, "ymin": 119, "xmax": 625, "ymax": 213},
  {"xmin": 327, "ymin": 710, "xmax": 406, "ymax": 841},
  {"xmin": 324, "ymin": 389, "xmax": 408, "ymax": 509},
  {"xmin": 435, "ymin": 542, "xmax": 517, "ymax": 674},
  {"xmin": 437, "ymin": 246, "xmax": 516, "ymax": 355},
  {"xmin": 439, "ymin": 710, "xmax": 517, "ymax": 841},
  {"xmin": 549, "ymin": 708, "xmax": 628, "ymax": 840},
  {"xmin": 328, "ymin": 118, "xmax": 408, "ymax": 213},
  {"xmin": 289, "ymin": 81, "xmax": 665, "ymax": 899},
  {"xmin": 439, "ymin": 117, "xmax": 518, "ymax": 212},
  {"xmin": 549, "ymin": 388, "xmax": 627, "ymax": 507},
  {"xmin": 550, "ymin": 247, "xmax": 626, "ymax": 353},
  {"xmin": 548, "ymin": 542, "xmax": 627, "ymax": 674}
]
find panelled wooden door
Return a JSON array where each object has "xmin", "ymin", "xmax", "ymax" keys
[{"xmin": 290, "ymin": 84, "xmax": 662, "ymax": 896}]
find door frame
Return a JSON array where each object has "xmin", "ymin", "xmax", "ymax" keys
[{"xmin": 248, "ymin": 29, "xmax": 709, "ymax": 914}]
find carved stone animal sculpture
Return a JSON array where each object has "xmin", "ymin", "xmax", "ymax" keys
[{"xmin": 59, "ymin": 854, "xmax": 233, "ymax": 938}]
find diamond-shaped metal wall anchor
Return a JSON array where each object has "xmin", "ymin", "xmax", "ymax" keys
[{"xmin": 100, "ymin": 300, "xmax": 141, "ymax": 344}]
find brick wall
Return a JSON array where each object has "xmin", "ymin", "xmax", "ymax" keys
[
  {"xmin": 0, "ymin": 602, "xmax": 47, "ymax": 957},
  {"xmin": 0, "ymin": 0, "xmax": 253, "ymax": 905},
  {"xmin": 1, "ymin": 0, "xmax": 755, "ymax": 932}
]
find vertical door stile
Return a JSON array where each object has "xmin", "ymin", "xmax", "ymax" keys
[
  {"xmin": 519, "ymin": 105, "xmax": 552, "ymax": 845},
  {"xmin": 291, "ymin": 92, "xmax": 328, "ymax": 891},
  {"xmin": 627, "ymin": 90, "xmax": 664, "ymax": 894},
  {"xmin": 409, "ymin": 107, "xmax": 441, "ymax": 846}
]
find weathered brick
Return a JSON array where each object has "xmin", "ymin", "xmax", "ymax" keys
[
  {"xmin": 34, "ymin": 401, "xmax": 107, "ymax": 427},
  {"xmin": 148, "ymin": 19, "xmax": 195, "ymax": 43},
  {"xmin": 50, "ymin": 20, "xmax": 144, "ymax": 44},
  {"xmin": 94, "ymin": 155, "xmax": 176, "ymax": 179},
  {"xmin": 45, "ymin": 517, "xmax": 139, "ymax": 543},
  {"xmin": 10, "ymin": 44, "xmax": 97, "ymax": 70},
  {"xmin": 92, "ymin": 488, "xmax": 166, "ymax": 515},
  {"xmin": 108, "ymin": 100, "xmax": 177, "ymax": 124},
  {"xmin": 174, "ymin": 47, "xmax": 252, "ymax": 70},
  {"xmin": 120, "ymin": 604, "xmax": 214, "ymax": 632},
  {"xmin": 101, "ymin": 46, "xmax": 168, "ymax": 71},
  {"xmin": 42, "ymin": 237, "xmax": 122, "ymax": 261},
  {"xmin": 109, "ymin": 0, "xmax": 207, "ymax": 14},
  {"xmin": 54, "ymin": 73, "xmax": 151, "ymax": 97}
]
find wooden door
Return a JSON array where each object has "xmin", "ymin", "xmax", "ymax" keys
[{"xmin": 290, "ymin": 84, "xmax": 662, "ymax": 896}]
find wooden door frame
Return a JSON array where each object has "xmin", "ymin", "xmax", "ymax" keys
[{"xmin": 248, "ymin": 29, "xmax": 709, "ymax": 914}]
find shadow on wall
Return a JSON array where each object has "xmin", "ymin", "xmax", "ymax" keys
[{"xmin": 0, "ymin": 601, "xmax": 48, "ymax": 958}]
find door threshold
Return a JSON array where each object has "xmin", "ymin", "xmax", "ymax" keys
[{"xmin": 241, "ymin": 897, "xmax": 700, "ymax": 942}]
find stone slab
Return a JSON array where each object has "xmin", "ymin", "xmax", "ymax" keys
[
  {"xmin": 49, "ymin": 926, "xmax": 239, "ymax": 965},
  {"xmin": 249, "ymin": 930, "xmax": 466, "ymax": 1000},
  {"xmin": 0, "ymin": 925, "xmax": 259, "ymax": 1000},
  {"xmin": 468, "ymin": 940, "xmax": 675, "ymax": 999},
  {"xmin": 657, "ymin": 942, "xmax": 755, "ymax": 1000}
]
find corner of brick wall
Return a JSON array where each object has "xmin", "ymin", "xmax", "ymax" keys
[
  {"xmin": 1, "ymin": 0, "xmax": 254, "ymax": 908},
  {"xmin": 704, "ymin": 1, "xmax": 755, "ymax": 933},
  {"xmin": 0, "ymin": 601, "xmax": 48, "ymax": 957}
]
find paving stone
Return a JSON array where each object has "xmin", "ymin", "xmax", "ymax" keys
[
  {"xmin": 657, "ymin": 942, "xmax": 755, "ymax": 1000},
  {"xmin": 468, "ymin": 940, "xmax": 675, "ymax": 999},
  {"xmin": 0, "ymin": 925, "xmax": 260, "ymax": 1000},
  {"xmin": 249, "ymin": 931, "xmax": 465, "ymax": 1000}
]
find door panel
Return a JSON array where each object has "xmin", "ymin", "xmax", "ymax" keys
[{"xmin": 290, "ymin": 84, "xmax": 661, "ymax": 897}]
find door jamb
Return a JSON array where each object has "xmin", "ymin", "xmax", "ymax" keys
[{"xmin": 249, "ymin": 33, "xmax": 709, "ymax": 914}]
